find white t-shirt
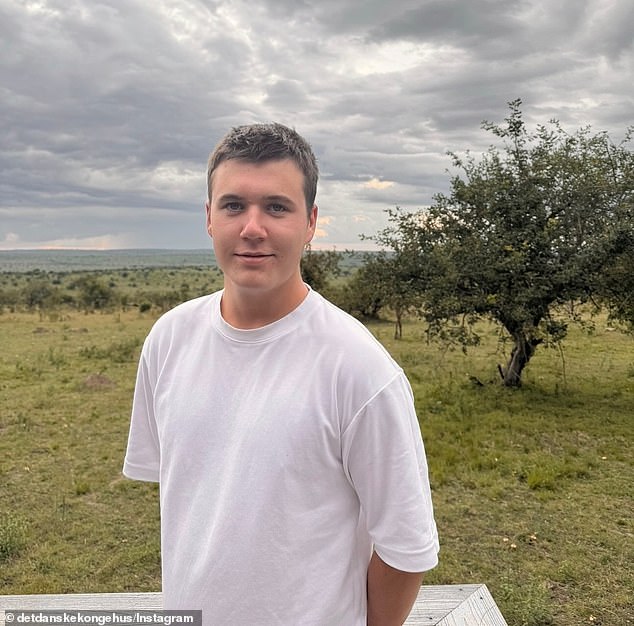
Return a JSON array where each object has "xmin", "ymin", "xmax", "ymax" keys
[{"xmin": 123, "ymin": 289, "xmax": 438, "ymax": 625}]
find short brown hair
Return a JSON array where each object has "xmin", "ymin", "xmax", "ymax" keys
[{"xmin": 207, "ymin": 123, "xmax": 318, "ymax": 213}]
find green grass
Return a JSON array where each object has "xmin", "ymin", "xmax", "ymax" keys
[
  {"xmin": 0, "ymin": 283, "xmax": 633, "ymax": 626},
  {"xmin": 372, "ymin": 319, "xmax": 634, "ymax": 626},
  {"xmin": 0, "ymin": 307, "xmax": 161, "ymax": 592}
]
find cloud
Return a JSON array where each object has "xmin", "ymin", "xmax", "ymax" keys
[
  {"xmin": 363, "ymin": 178, "xmax": 395, "ymax": 190},
  {"xmin": 0, "ymin": 231, "xmax": 137, "ymax": 251},
  {"xmin": 0, "ymin": 0, "xmax": 632, "ymax": 249}
]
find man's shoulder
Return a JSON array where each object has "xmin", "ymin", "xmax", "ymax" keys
[
  {"xmin": 147, "ymin": 291, "xmax": 219, "ymax": 338},
  {"xmin": 311, "ymin": 292, "xmax": 378, "ymax": 337},
  {"xmin": 310, "ymin": 293, "xmax": 399, "ymax": 369}
]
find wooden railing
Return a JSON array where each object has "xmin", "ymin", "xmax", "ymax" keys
[{"xmin": 0, "ymin": 585, "xmax": 507, "ymax": 625}]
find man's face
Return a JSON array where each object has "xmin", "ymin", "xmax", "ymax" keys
[{"xmin": 206, "ymin": 158, "xmax": 317, "ymax": 301}]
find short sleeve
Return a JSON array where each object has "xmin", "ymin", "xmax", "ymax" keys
[
  {"xmin": 123, "ymin": 349, "xmax": 160, "ymax": 482},
  {"xmin": 342, "ymin": 373, "xmax": 439, "ymax": 573}
]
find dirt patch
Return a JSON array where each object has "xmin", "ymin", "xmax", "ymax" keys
[{"xmin": 81, "ymin": 373, "xmax": 116, "ymax": 390}]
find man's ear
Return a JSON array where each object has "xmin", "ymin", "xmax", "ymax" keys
[
  {"xmin": 205, "ymin": 200, "xmax": 213, "ymax": 237},
  {"xmin": 305, "ymin": 204, "xmax": 318, "ymax": 244}
]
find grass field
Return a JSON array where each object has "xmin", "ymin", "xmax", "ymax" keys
[{"xmin": 0, "ymin": 275, "xmax": 632, "ymax": 626}]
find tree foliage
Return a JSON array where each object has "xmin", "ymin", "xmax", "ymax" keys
[
  {"xmin": 372, "ymin": 100, "xmax": 634, "ymax": 386},
  {"xmin": 300, "ymin": 245, "xmax": 343, "ymax": 292},
  {"xmin": 600, "ymin": 245, "xmax": 634, "ymax": 329},
  {"xmin": 70, "ymin": 275, "xmax": 117, "ymax": 311},
  {"xmin": 22, "ymin": 279, "xmax": 61, "ymax": 310},
  {"xmin": 342, "ymin": 215, "xmax": 434, "ymax": 336}
]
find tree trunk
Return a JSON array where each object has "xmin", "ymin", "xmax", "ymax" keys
[
  {"xmin": 499, "ymin": 332, "xmax": 540, "ymax": 387},
  {"xmin": 394, "ymin": 311, "xmax": 403, "ymax": 340}
]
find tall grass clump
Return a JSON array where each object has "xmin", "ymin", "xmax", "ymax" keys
[{"xmin": 0, "ymin": 512, "xmax": 28, "ymax": 562}]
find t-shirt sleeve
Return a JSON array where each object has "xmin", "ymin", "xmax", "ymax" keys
[
  {"xmin": 342, "ymin": 372, "xmax": 439, "ymax": 573},
  {"xmin": 122, "ymin": 349, "xmax": 160, "ymax": 482}
]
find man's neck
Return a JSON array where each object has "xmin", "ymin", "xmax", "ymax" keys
[{"xmin": 220, "ymin": 281, "xmax": 309, "ymax": 329}]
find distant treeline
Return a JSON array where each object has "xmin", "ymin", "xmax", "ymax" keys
[
  {"xmin": 0, "ymin": 266, "xmax": 224, "ymax": 314},
  {"xmin": 0, "ymin": 252, "xmax": 367, "ymax": 316},
  {"xmin": 0, "ymin": 249, "xmax": 218, "ymax": 273}
]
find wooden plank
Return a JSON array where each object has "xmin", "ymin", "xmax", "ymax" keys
[
  {"xmin": 406, "ymin": 584, "xmax": 480, "ymax": 624},
  {"xmin": 406, "ymin": 584, "xmax": 508, "ymax": 626},
  {"xmin": 0, "ymin": 593, "xmax": 162, "ymax": 612},
  {"xmin": 1, "ymin": 585, "xmax": 507, "ymax": 626}
]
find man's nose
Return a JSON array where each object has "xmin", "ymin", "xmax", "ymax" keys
[{"xmin": 240, "ymin": 207, "xmax": 266, "ymax": 239}]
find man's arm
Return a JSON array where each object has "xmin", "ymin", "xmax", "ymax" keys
[{"xmin": 366, "ymin": 551, "xmax": 423, "ymax": 626}]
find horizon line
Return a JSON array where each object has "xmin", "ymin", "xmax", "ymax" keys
[{"xmin": 0, "ymin": 243, "xmax": 384, "ymax": 252}]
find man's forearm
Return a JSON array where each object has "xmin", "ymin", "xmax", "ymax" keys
[{"xmin": 366, "ymin": 551, "xmax": 423, "ymax": 626}]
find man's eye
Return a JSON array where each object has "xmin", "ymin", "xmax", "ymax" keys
[
  {"xmin": 269, "ymin": 204, "xmax": 287, "ymax": 213},
  {"xmin": 225, "ymin": 202, "xmax": 243, "ymax": 212}
]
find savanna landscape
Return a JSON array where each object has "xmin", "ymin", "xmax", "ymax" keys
[
  {"xmin": 0, "ymin": 261, "xmax": 632, "ymax": 626},
  {"xmin": 2, "ymin": 106, "xmax": 633, "ymax": 625}
]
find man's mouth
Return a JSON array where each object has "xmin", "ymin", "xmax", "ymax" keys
[{"xmin": 234, "ymin": 252, "xmax": 275, "ymax": 264}]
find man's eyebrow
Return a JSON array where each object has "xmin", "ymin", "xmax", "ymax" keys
[
  {"xmin": 265, "ymin": 194, "xmax": 296, "ymax": 205},
  {"xmin": 216, "ymin": 193, "xmax": 243, "ymax": 203},
  {"xmin": 215, "ymin": 193, "xmax": 297, "ymax": 205}
]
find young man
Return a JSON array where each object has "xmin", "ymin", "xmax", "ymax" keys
[{"xmin": 123, "ymin": 123, "xmax": 439, "ymax": 625}]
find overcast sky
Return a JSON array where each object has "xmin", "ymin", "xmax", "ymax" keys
[{"xmin": 1, "ymin": 0, "xmax": 632, "ymax": 251}]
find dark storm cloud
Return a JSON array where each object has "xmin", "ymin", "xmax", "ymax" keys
[{"xmin": 369, "ymin": 0, "xmax": 527, "ymax": 48}]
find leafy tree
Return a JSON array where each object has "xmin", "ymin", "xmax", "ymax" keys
[
  {"xmin": 300, "ymin": 245, "xmax": 343, "ymax": 292},
  {"xmin": 337, "ymin": 258, "xmax": 385, "ymax": 320},
  {"xmin": 374, "ymin": 100, "xmax": 634, "ymax": 386},
  {"xmin": 0, "ymin": 287, "xmax": 20, "ymax": 312},
  {"xmin": 600, "ymin": 244, "xmax": 634, "ymax": 329},
  {"xmin": 71, "ymin": 275, "xmax": 117, "ymax": 311},
  {"xmin": 345, "ymin": 218, "xmax": 433, "ymax": 337},
  {"xmin": 22, "ymin": 278, "xmax": 61, "ymax": 310}
]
